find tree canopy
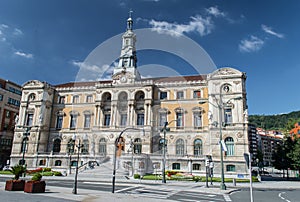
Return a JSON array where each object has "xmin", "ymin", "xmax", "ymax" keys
[{"xmin": 249, "ymin": 110, "xmax": 300, "ymax": 131}]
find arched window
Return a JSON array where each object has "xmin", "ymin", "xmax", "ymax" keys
[
  {"xmin": 176, "ymin": 138, "xmax": 185, "ymax": 155},
  {"xmin": 225, "ymin": 137, "xmax": 234, "ymax": 156},
  {"xmin": 194, "ymin": 139, "xmax": 202, "ymax": 156},
  {"xmin": 21, "ymin": 137, "xmax": 29, "ymax": 153},
  {"xmin": 67, "ymin": 139, "xmax": 75, "ymax": 154},
  {"xmin": 133, "ymin": 138, "xmax": 142, "ymax": 154},
  {"xmin": 99, "ymin": 138, "xmax": 107, "ymax": 155},
  {"xmin": 101, "ymin": 92, "xmax": 111, "ymax": 126},
  {"xmin": 53, "ymin": 139, "xmax": 61, "ymax": 153},
  {"xmin": 55, "ymin": 160, "xmax": 62, "ymax": 166},
  {"xmin": 158, "ymin": 138, "xmax": 167, "ymax": 154},
  {"xmin": 39, "ymin": 159, "xmax": 46, "ymax": 166}
]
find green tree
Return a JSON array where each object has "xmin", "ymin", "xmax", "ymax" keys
[
  {"xmin": 273, "ymin": 136, "xmax": 294, "ymax": 178},
  {"xmin": 289, "ymin": 137, "xmax": 300, "ymax": 173}
]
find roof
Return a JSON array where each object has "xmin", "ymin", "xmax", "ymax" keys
[{"xmin": 54, "ymin": 74, "xmax": 207, "ymax": 88}]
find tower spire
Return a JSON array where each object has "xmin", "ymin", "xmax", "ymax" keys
[
  {"xmin": 112, "ymin": 11, "xmax": 140, "ymax": 83},
  {"xmin": 127, "ymin": 10, "xmax": 133, "ymax": 30}
]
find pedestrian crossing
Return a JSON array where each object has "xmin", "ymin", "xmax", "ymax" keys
[{"xmin": 120, "ymin": 187, "xmax": 232, "ymax": 202}]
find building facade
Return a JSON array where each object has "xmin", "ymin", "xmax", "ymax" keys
[
  {"xmin": 257, "ymin": 128, "xmax": 283, "ymax": 166},
  {"xmin": 0, "ymin": 79, "xmax": 22, "ymax": 169},
  {"xmin": 10, "ymin": 17, "xmax": 249, "ymax": 176}
]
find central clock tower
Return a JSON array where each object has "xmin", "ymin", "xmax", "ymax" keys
[{"xmin": 112, "ymin": 12, "xmax": 141, "ymax": 84}]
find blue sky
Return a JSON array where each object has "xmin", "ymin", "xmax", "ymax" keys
[{"xmin": 0, "ymin": 0, "xmax": 299, "ymax": 115}]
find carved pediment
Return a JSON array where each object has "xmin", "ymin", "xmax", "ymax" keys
[
  {"xmin": 23, "ymin": 80, "xmax": 45, "ymax": 88},
  {"xmin": 209, "ymin": 67, "xmax": 242, "ymax": 79}
]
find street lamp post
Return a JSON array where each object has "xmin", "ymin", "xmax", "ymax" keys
[
  {"xmin": 72, "ymin": 134, "xmax": 87, "ymax": 195},
  {"xmin": 21, "ymin": 127, "xmax": 31, "ymax": 167},
  {"xmin": 112, "ymin": 128, "xmax": 144, "ymax": 193},
  {"xmin": 162, "ymin": 120, "xmax": 177, "ymax": 184},
  {"xmin": 200, "ymin": 95, "xmax": 242, "ymax": 190},
  {"xmin": 218, "ymin": 100, "xmax": 226, "ymax": 190}
]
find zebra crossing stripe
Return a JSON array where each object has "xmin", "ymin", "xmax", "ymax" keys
[{"xmin": 223, "ymin": 194, "xmax": 232, "ymax": 202}]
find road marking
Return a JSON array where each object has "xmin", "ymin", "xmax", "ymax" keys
[
  {"xmin": 223, "ymin": 194, "xmax": 232, "ymax": 202},
  {"xmin": 115, "ymin": 186, "xmax": 137, "ymax": 193},
  {"xmin": 279, "ymin": 192, "xmax": 291, "ymax": 202}
]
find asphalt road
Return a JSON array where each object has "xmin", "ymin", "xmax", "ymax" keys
[{"xmin": 230, "ymin": 188, "xmax": 300, "ymax": 202}]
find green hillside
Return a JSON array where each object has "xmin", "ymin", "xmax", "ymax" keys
[{"xmin": 248, "ymin": 110, "xmax": 300, "ymax": 131}]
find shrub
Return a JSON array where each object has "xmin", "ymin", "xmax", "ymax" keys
[
  {"xmin": 193, "ymin": 176, "xmax": 201, "ymax": 182},
  {"xmin": 31, "ymin": 173, "xmax": 43, "ymax": 181},
  {"xmin": 134, "ymin": 174, "xmax": 140, "ymax": 179},
  {"xmin": 11, "ymin": 165, "xmax": 26, "ymax": 180},
  {"xmin": 41, "ymin": 172, "xmax": 53, "ymax": 176},
  {"xmin": 42, "ymin": 167, "xmax": 51, "ymax": 172},
  {"xmin": 53, "ymin": 171, "xmax": 62, "ymax": 176}
]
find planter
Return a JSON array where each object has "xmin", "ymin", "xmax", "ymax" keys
[
  {"xmin": 24, "ymin": 181, "xmax": 46, "ymax": 193},
  {"xmin": 5, "ymin": 180, "xmax": 25, "ymax": 191}
]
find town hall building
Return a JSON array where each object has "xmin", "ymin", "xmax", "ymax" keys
[{"xmin": 10, "ymin": 16, "xmax": 249, "ymax": 177}]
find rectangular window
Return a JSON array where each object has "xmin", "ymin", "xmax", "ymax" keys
[
  {"xmin": 104, "ymin": 114, "xmax": 111, "ymax": 126},
  {"xmin": 193, "ymin": 90, "xmax": 201, "ymax": 98},
  {"xmin": 0, "ymin": 94, "xmax": 3, "ymax": 101},
  {"xmin": 8, "ymin": 97, "xmax": 20, "ymax": 106},
  {"xmin": 193, "ymin": 113, "xmax": 202, "ymax": 128},
  {"xmin": 8, "ymin": 87, "xmax": 22, "ymax": 95},
  {"xmin": 58, "ymin": 96, "xmax": 65, "ymax": 104},
  {"xmin": 176, "ymin": 112, "xmax": 184, "ymax": 128},
  {"xmin": 226, "ymin": 165, "xmax": 236, "ymax": 172},
  {"xmin": 176, "ymin": 91, "xmax": 184, "ymax": 99},
  {"xmin": 192, "ymin": 164, "xmax": 201, "ymax": 170},
  {"xmin": 84, "ymin": 114, "xmax": 91, "ymax": 128},
  {"xmin": 137, "ymin": 113, "xmax": 144, "ymax": 126},
  {"xmin": 120, "ymin": 114, "xmax": 127, "ymax": 126},
  {"xmin": 160, "ymin": 92, "xmax": 167, "ymax": 100},
  {"xmin": 224, "ymin": 108, "xmax": 232, "ymax": 125},
  {"xmin": 73, "ymin": 95, "xmax": 79, "ymax": 103},
  {"xmin": 159, "ymin": 113, "xmax": 167, "ymax": 127},
  {"xmin": 86, "ymin": 95, "xmax": 93, "ymax": 103},
  {"xmin": 26, "ymin": 114, "xmax": 33, "ymax": 126},
  {"xmin": 56, "ymin": 115, "xmax": 63, "ymax": 129},
  {"xmin": 70, "ymin": 115, "xmax": 77, "ymax": 129}
]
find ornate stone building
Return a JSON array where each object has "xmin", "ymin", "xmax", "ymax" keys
[{"xmin": 10, "ymin": 16, "xmax": 249, "ymax": 176}]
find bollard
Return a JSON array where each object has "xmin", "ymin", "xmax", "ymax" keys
[{"xmin": 233, "ymin": 178, "xmax": 236, "ymax": 186}]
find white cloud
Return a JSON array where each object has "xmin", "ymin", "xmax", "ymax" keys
[
  {"xmin": 149, "ymin": 15, "xmax": 214, "ymax": 37},
  {"xmin": 239, "ymin": 35, "xmax": 264, "ymax": 52},
  {"xmin": 206, "ymin": 6, "xmax": 226, "ymax": 17},
  {"xmin": 71, "ymin": 61, "xmax": 114, "ymax": 81},
  {"xmin": 71, "ymin": 61, "xmax": 109, "ymax": 73},
  {"xmin": 13, "ymin": 28, "xmax": 23, "ymax": 36},
  {"xmin": 0, "ymin": 24, "xmax": 9, "ymax": 29},
  {"xmin": 14, "ymin": 51, "xmax": 34, "ymax": 59},
  {"xmin": 261, "ymin": 24, "xmax": 284, "ymax": 38}
]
